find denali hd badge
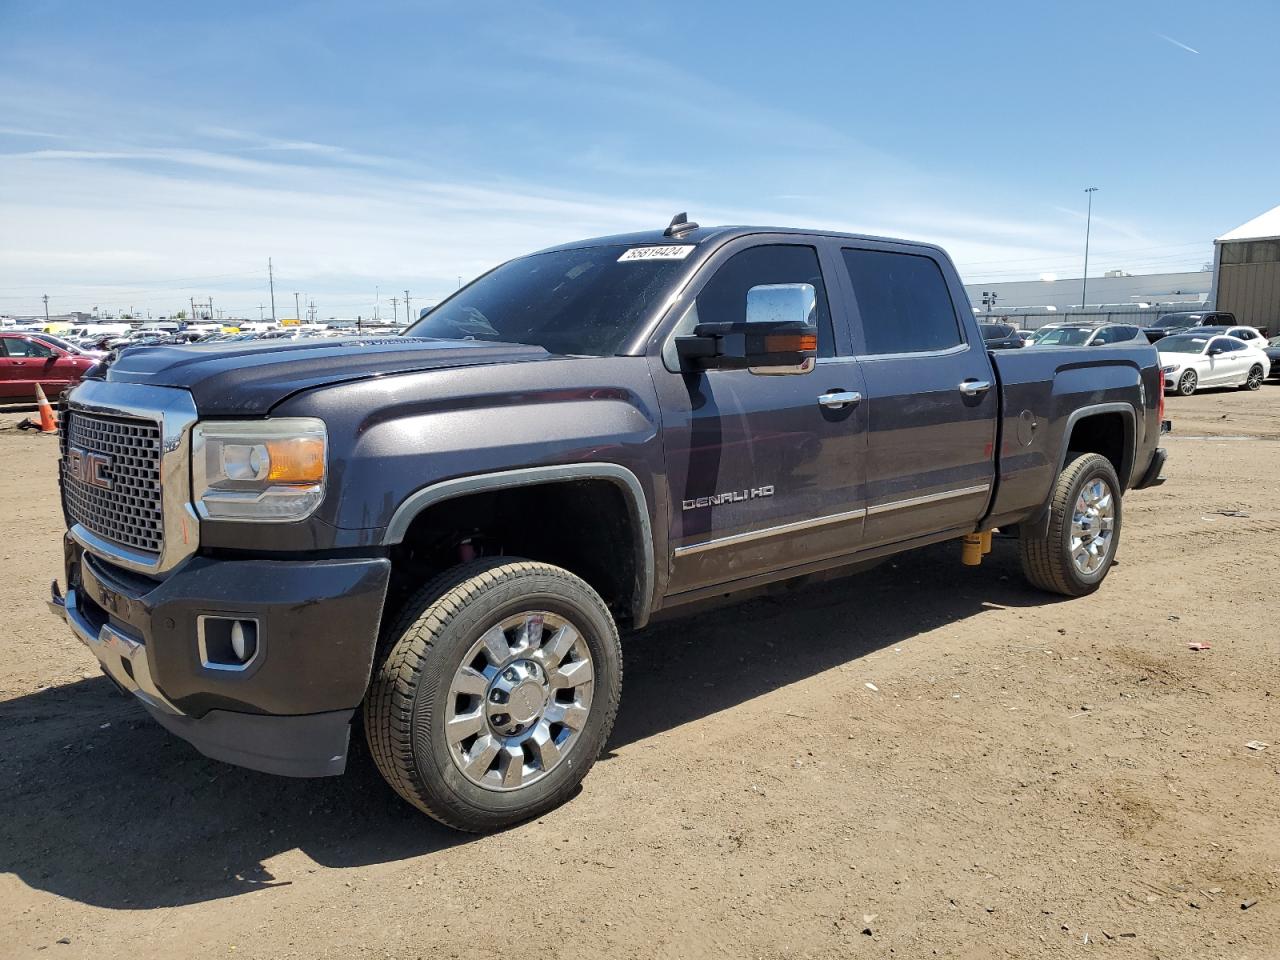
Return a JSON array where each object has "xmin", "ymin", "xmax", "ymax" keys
[
  {"xmin": 682, "ymin": 486, "xmax": 774, "ymax": 510},
  {"xmin": 66, "ymin": 446, "xmax": 113, "ymax": 490}
]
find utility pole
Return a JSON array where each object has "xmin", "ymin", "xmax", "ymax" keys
[
  {"xmin": 375, "ymin": 285, "xmax": 380, "ymax": 321},
  {"xmin": 294, "ymin": 291, "xmax": 301, "ymax": 322},
  {"xmin": 1081, "ymin": 187, "xmax": 1098, "ymax": 312},
  {"xmin": 190, "ymin": 297, "xmax": 196, "ymax": 321},
  {"xmin": 390, "ymin": 295, "xmax": 399, "ymax": 322},
  {"xmin": 268, "ymin": 258, "xmax": 277, "ymax": 323},
  {"xmin": 308, "ymin": 299, "xmax": 317, "ymax": 323},
  {"xmin": 404, "ymin": 289, "xmax": 411, "ymax": 324},
  {"xmin": 42, "ymin": 294, "xmax": 50, "ymax": 323},
  {"xmin": 258, "ymin": 304, "xmax": 266, "ymax": 321}
]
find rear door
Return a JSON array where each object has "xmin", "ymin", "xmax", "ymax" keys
[
  {"xmin": 0, "ymin": 337, "xmax": 21, "ymax": 398},
  {"xmin": 834, "ymin": 243, "xmax": 998, "ymax": 546},
  {"xmin": 0, "ymin": 335, "xmax": 51, "ymax": 398},
  {"xmin": 651, "ymin": 238, "xmax": 869, "ymax": 595}
]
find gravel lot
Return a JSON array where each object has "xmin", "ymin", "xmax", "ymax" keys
[{"xmin": 2, "ymin": 385, "xmax": 1278, "ymax": 959}]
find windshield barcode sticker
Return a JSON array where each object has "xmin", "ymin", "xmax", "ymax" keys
[{"xmin": 618, "ymin": 245, "xmax": 695, "ymax": 262}]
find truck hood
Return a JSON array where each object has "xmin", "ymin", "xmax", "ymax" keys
[{"xmin": 93, "ymin": 336, "xmax": 553, "ymax": 415}]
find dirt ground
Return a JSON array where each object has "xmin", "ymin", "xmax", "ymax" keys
[{"xmin": 1, "ymin": 384, "xmax": 1278, "ymax": 960}]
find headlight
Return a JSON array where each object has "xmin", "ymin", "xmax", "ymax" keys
[
  {"xmin": 192, "ymin": 418, "xmax": 327, "ymax": 521},
  {"xmin": 1161, "ymin": 364, "xmax": 1179, "ymax": 374}
]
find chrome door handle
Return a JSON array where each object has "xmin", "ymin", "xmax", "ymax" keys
[
  {"xmin": 818, "ymin": 390, "xmax": 861, "ymax": 409},
  {"xmin": 959, "ymin": 379, "xmax": 992, "ymax": 397}
]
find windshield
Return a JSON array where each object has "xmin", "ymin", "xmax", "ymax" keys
[
  {"xmin": 1158, "ymin": 335, "xmax": 1210, "ymax": 354},
  {"xmin": 404, "ymin": 244, "xmax": 694, "ymax": 356},
  {"xmin": 1269, "ymin": 335, "xmax": 1280, "ymax": 347},
  {"xmin": 1032, "ymin": 327, "xmax": 1091, "ymax": 346},
  {"xmin": 979, "ymin": 324, "xmax": 1012, "ymax": 338},
  {"xmin": 1154, "ymin": 314, "xmax": 1198, "ymax": 328}
]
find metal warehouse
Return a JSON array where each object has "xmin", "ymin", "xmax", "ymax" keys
[{"xmin": 1211, "ymin": 203, "xmax": 1280, "ymax": 332}]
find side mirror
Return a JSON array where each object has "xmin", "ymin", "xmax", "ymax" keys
[
  {"xmin": 1208, "ymin": 346, "xmax": 1225, "ymax": 356},
  {"xmin": 676, "ymin": 283, "xmax": 818, "ymax": 375}
]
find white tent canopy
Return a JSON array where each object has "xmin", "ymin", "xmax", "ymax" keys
[{"xmin": 1217, "ymin": 203, "xmax": 1280, "ymax": 243}]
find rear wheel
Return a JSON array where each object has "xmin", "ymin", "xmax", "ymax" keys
[
  {"xmin": 1019, "ymin": 453, "xmax": 1122, "ymax": 597},
  {"xmin": 364, "ymin": 558, "xmax": 622, "ymax": 832},
  {"xmin": 1243, "ymin": 365, "xmax": 1264, "ymax": 391},
  {"xmin": 1177, "ymin": 370, "xmax": 1198, "ymax": 396}
]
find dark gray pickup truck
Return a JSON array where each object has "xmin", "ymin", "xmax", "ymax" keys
[{"xmin": 49, "ymin": 218, "xmax": 1168, "ymax": 831}]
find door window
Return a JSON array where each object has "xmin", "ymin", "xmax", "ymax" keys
[
  {"xmin": 840, "ymin": 249, "xmax": 963, "ymax": 355},
  {"xmin": 694, "ymin": 244, "xmax": 835, "ymax": 357},
  {"xmin": 1, "ymin": 337, "xmax": 54, "ymax": 358}
]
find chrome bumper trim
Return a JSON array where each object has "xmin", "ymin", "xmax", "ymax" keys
[{"xmin": 48, "ymin": 580, "xmax": 183, "ymax": 716}]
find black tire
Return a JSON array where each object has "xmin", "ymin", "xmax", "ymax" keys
[
  {"xmin": 1177, "ymin": 370, "xmax": 1198, "ymax": 396},
  {"xmin": 1018, "ymin": 453, "xmax": 1122, "ymax": 597},
  {"xmin": 1242, "ymin": 365, "xmax": 1264, "ymax": 391},
  {"xmin": 364, "ymin": 558, "xmax": 622, "ymax": 832}
]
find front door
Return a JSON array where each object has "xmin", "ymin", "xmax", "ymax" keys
[
  {"xmin": 650, "ymin": 240, "xmax": 868, "ymax": 596},
  {"xmin": 834, "ymin": 244, "xmax": 998, "ymax": 546}
]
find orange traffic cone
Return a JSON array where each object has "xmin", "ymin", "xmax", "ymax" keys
[{"xmin": 34, "ymin": 384, "xmax": 59, "ymax": 435}]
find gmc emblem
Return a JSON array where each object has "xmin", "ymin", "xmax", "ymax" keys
[{"xmin": 67, "ymin": 446, "xmax": 113, "ymax": 490}]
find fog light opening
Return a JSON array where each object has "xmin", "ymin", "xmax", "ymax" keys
[{"xmin": 198, "ymin": 616, "xmax": 260, "ymax": 671}]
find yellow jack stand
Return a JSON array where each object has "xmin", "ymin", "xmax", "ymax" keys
[{"xmin": 961, "ymin": 530, "xmax": 994, "ymax": 566}]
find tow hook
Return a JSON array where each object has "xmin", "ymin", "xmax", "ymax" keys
[
  {"xmin": 961, "ymin": 530, "xmax": 993, "ymax": 566},
  {"xmin": 47, "ymin": 580, "xmax": 67, "ymax": 619}
]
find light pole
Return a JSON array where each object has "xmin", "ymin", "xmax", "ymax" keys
[
  {"xmin": 294, "ymin": 292, "xmax": 301, "ymax": 323},
  {"xmin": 1081, "ymin": 187, "xmax": 1098, "ymax": 312},
  {"xmin": 404, "ymin": 289, "xmax": 410, "ymax": 324}
]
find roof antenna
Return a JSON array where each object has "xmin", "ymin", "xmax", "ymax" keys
[{"xmin": 664, "ymin": 212, "xmax": 699, "ymax": 238}]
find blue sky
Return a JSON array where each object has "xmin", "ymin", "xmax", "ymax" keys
[{"xmin": 1, "ymin": 0, "xmax": 1277, "ymax": 319}]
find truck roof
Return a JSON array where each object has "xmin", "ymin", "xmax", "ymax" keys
[{"xmin": 534, "ymin": 223, "xmax": 950, "ymax": 259}]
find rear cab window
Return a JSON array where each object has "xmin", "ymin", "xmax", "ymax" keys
[{"xmin": 840, "ymin": 248, "xmax": 963, "ymax": 355}]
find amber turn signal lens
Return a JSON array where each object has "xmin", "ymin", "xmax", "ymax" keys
[
  {"xmin": 265, "ymin": 437, "xmax": 326, "ymax": 484},
  {"xmin": 763, "ymin": 333, "xmax": 818, "ymax": 353}
]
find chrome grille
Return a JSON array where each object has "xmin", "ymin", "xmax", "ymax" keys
[{"xmin": 62, "ymin": 412, "xmax": 164, "ymax": 555}]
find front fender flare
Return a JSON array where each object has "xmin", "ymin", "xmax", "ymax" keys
[{"xmin": 382, "ymin": 463, "xmax": 655, "ymax": 628}]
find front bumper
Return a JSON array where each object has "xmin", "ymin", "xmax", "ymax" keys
[{"xmin": 49, "ymin": 536, "xmax": 391, "ymax": 777}]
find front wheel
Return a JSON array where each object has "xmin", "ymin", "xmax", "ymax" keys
[
  {"xmin": 1018, "ymin": 453, "xmax": 1122, "ymax": 597},
  {"xmin": 1177, "ymin": 370, "xmax": 1198, "ymax": 396},
  {"xmin": 364, "ymin": 558, "xmax": 622, "ymax": 832},
  {"xmin": 1243, "ymin": 365, "xmax": 1264, "ymax": 391}
]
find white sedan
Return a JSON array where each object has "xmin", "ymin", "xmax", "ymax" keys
[{"xmin": 1160, "ymin": 333, "xmax": 1271, "ymax": 395}]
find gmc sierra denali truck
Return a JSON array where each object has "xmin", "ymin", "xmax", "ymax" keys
[{"xmin": 48, "ymin": 217, "xmax": 1169, "ymax": 832}]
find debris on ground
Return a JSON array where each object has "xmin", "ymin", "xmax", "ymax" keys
[
  {"xmin": 1188, "ymin": 642, "xmax": 1212, "ymax": 651},
  {"xmin": 1244, "ymin": 741, "xmax": 1268, "ymax": 751},
  {"xmin": 1212, "ymin": 509, "xmax": 1250, "ymax": 518},
  {"xmin": 1242, "ymin": 899, "xmax": 1259, "ymax": 910},
  {"xmin": 864, "ymin": 682, "xmax": 879, "ymax": 692}
]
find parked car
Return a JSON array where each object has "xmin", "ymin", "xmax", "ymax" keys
[
  {"xmin": 48, "ymin": 218, "xmax": 1168, "ymax": 831},
  {"xmin": 978, "ymin": 322, "xmax": 1024, "ymax": 350},
  {"xmin": 30, "ymin": 332, "xmax": 107, "ymax": 360},
  {"xmin": 1158, "ymin": 333, "xmax": 1271, "ymax": 395},
  {"xmin": 1027, "ymin": 322, "xmax": 1144, "ymax": 347},
  {"xmin": 1265, "ymin": 335, "xmax": 1280, "ymax": 378},
  {"xmin": 1191, "ymin": 324, "xmax": 1269, "ymax": 349},
  {"xmin": 1143, "ymin": 310, "xmax": 1241, "ymax": 343},
  {"xmin": 0, "ymin": 331, "xmax": 99, "ymax": 400}
]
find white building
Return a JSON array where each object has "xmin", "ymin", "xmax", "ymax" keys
[{"xmin": 962, "ymin": 270, "xmax": 1210, "ymax": 314}]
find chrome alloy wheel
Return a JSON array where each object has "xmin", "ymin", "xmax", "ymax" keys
[
  {"xmin": 1070, "ymin": 477, "xmax": 1116, "ymax": 575},
  {"xmin": 445, "ymin": 611, "xmax": 594, "ymax": 791}
]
